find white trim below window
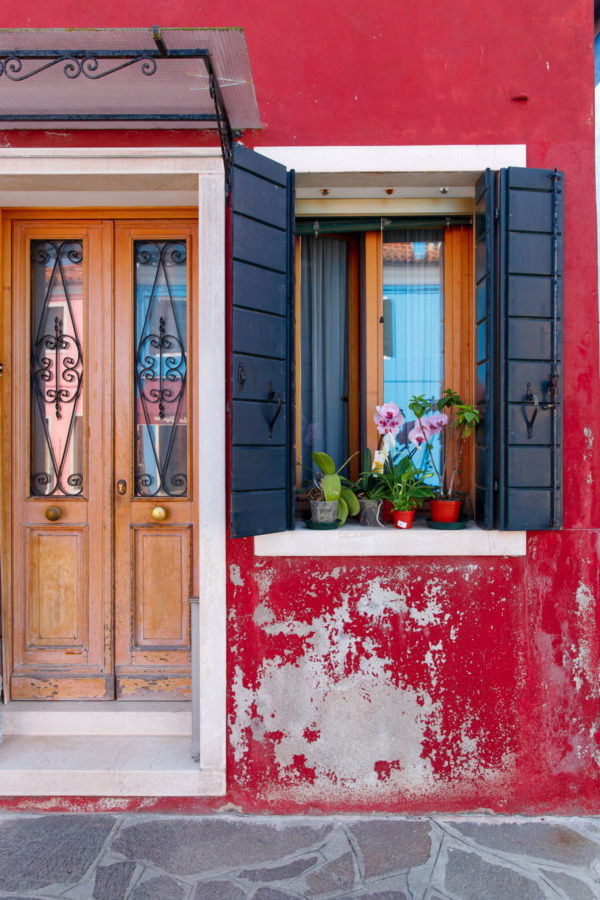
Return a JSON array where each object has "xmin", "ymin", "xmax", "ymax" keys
[{"xmin": 254, "ymin": 521, "xmax": 527, "ymax": 558}]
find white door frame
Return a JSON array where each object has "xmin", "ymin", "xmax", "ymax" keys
[{"xmin": 0, "ymin": 147, "xmax": 226, "ymax": 796}]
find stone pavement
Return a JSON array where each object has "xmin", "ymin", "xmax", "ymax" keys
[{"xmin": 0, "ymin": 814, "xmax": 599, "ymax": 899}]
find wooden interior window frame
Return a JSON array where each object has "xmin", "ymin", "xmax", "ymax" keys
[{"xmin": 295, "ymin": 222, "xmax": 474, "ymax": 507}]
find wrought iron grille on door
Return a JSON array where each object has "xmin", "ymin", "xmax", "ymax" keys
[
  {"xmin": 30, "ymin": 239, "xmax": 84, "ymax": 497},
  {"xmin": 133, "ymin": 239, "xmax": 188, "ymax": 498}
]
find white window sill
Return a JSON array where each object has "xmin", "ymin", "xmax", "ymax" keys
[{"xmin": 254, "ymin": 520, "xmax": 527, "ymax": 557}]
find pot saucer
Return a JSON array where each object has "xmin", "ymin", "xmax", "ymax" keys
[{"xmin": 425, "ymin": 516, "xmax": 468, "ymax": 530}]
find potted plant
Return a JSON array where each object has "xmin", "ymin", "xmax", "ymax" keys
[
  {"xmin": 379, "ymin": 455, "xmax": 435, "ymax": 529},
  {"xmin": 303, "ymin": 451, "xmax": 360, "ymax": 528},
  {"xmin": 348, "ymin": 449, "xmax": 390, "ymax": 525},
  {"xmin": 407, "ymin": 390, "xmax": 480, "ymax": 524}
]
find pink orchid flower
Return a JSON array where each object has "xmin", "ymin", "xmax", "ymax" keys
[
  {"xmin": 373, "ymin": 401, "xmax": 404, "ymax": 436},
  {"xmin": 408, "ymin": 422, "xmax": 432, "ymax": 446},
  {"xmin": 423, "ymin": 411, "xmax": 449, "ymax": 434}
]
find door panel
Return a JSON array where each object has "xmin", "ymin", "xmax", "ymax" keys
[
  {"xmin": 7, "ymin": 216, "xmax": 197, "ymax": 701},
  {"xmin": 113, "ymin": 223, "xmax": 197, "ymax": 701},
  {"xmin": 133, "ymin": 526, "xmax": 191, "ymax": 647},
  {"xmin": 11, "ymin": 222, "xmax": 112, "ymax": 701},
  {"xmin": 26, "ymin": 526, "xmax": 87, "ymax": 649}
]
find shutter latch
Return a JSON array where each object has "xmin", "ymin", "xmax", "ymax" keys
[{"xmin": 523, "ymin": 382, "xmax": 539, "ymax": 440}]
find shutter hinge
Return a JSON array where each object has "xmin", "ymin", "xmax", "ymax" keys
[
  {"xmin": 0, "ymin": 362, "xmax": 3, "ymax": 376},
  {"xmin": 494, "ymin": 479, "xmax": 498, "ymax": 491},
  {"xmin": 494, "ymin": 208, "xmax": 500, "ymax": 220}
]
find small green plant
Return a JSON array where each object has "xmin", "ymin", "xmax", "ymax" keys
[
  {"xmin": 346, "ymin": 448, "xmax": 389, "ymax": 501},
  {"xmin": 303, "ymin": 451, "xmax": 361, "ymax": 525},
  {"xmin": 379, "ymin": 455, "xmax": 435, "ymax": 511}
]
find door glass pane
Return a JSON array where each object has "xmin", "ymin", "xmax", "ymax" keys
[
  {"xmin": 134, "ymin": 240, "xmax": 188, "ymax": 498},
  {"xmin": 30, "ymin": 240, "xmax": 84, "ymax": 497}
]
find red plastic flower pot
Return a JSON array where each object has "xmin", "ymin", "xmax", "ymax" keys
[
  {"xmin": 381, "ymin": 500, "xmax": 394, "ymax": 524},
  {"xmin": 429, "ymin": 499, "xmax": 462, "ymax": 523},
  {"xmin": 392, "ymin": 509, "xmax": 415, "ymax": 530}
]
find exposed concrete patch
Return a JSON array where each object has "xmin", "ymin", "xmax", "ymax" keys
[
  {"xmin": 253, "ymin": 603, "xmax": 276, "ymax": 628},
  {"xmin": 229, "ymin": 565, "xmax": 245, "ymax": 588},
  {"xmin": 356, "ymin": 576, "xmax": 409, "ymax": 620},
  {"xmin": 230, "ymin": 665, "xmax": 256, "ymax": 766}
]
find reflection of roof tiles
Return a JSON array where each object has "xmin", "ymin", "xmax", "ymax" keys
[{"xmin": 383, "ymin": 242, "xmax": 441, "ymax": 263}]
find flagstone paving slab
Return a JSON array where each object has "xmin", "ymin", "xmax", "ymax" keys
[
  {"xmin": 92, "ymin": 861, "xmax": 136, "ymax": 900},
  {"xmin": 0, "ymin": 814, "xmax": 599, "ymax": 899}
]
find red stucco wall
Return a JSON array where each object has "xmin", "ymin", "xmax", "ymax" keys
[{"xmin": 2, "ymin": 0, "xmax": 600, "ymax": 813}]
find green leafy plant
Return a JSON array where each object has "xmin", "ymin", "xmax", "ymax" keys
[
  {"xmin": 345, "ymin": 448, "xmax": 389, "ymax": 501},
  {"xmin": 379, "ymin": 454, "xmax": 435, "ymax": 511},
  {"xmin": 303, "ymin": 451, "xmax": 361, "ymax": 525}
]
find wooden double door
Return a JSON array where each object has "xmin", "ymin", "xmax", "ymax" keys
[{"xmin": 3, "ymin": 215, "xmax": 198, "ymax": 700}]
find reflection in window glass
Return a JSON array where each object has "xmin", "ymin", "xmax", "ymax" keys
[
  {"xmin": 134, "ymin": 240, "xmax": 188, "ymax": 498},
  {"xmin": 383, "ymin": 229, "xmax": 444, "ymax": 473},
  {"xmin": 30, "ymin": 240, "xmax": 84, "ymax": 497}
]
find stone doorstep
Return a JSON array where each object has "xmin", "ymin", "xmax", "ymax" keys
[
  {"xmin": 0, "ymin": 733, "xmax": 225, "ymax": 797},
  {"xmin": 2, "ymin": 700, "xmax": 192, "ymax": 737}
]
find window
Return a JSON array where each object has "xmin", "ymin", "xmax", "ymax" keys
[
  {"xmin": 229, "ymin": 144, "xmax": 564, "ymax": 538},
  {"xmin": 295, "ymin": 221, "xmax": 473, "ymax": 502}
]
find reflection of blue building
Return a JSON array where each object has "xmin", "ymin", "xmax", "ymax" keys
[{"xmin": 382, "ymin": 233, "xmax": 444, "ymax": 480}]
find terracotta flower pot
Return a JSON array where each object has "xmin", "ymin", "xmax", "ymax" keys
[
  {"xmin": 429, "ymin": 499, "xmax": 462, "ymax": 523},
  {"xmin": 392, "ymin": 509, "xmax": 416, "ymax": 530}
]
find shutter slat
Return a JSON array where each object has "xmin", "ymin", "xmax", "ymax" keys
[{"xmin": 230, "ymin": 144, "xmax": 294, "ymax": 538}]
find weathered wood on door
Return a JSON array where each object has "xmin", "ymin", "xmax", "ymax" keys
[
  {"xmin": 9, "ymin": 221, "xmax": 113, "ymax": 700},
  {"xmin": 113, "ymin": 224, "xmax": 198, "ymax": 700},
  {"xmin": 3, "ymin": 215, "xmax": 197, "ymax": 701}
]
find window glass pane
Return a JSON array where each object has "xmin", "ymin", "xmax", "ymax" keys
[
  {"xmin": 30, "ymin": 240, "xmax": 84, "ymax": 497},
  {"xmin": 134, "ymin": 240, "xmax": 188, "ymax": 498},
  {"xmin": 383, "ymin": 229, "xmax": 444, "ymax": 473},
  {"xmin": 300, "ymin": 236, "xmax": 349, "ymax": 477}
]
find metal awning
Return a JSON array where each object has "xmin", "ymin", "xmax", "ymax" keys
[
  {"xmin": 0, "ymin": 27, "xmax": 261, "ymax": 131},
  {"xmin": 0, "ymin": 27, "xmax": 262, "ymax": 198}
]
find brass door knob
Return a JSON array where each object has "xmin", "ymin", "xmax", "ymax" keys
[
  {"xmin": 45, "ymin": 506, "xmax": 61, "ymax": 521},
  {"xmin": 151, "ymin": 506, "xmax": 167, "ymax": 521}
]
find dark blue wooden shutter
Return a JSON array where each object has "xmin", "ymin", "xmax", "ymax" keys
[
  {"xmin": 230, "ymin": 144, "xmax": 295, "ymax": 538},
  {"xmin": 497, "ymin": 167, "xmax": 563, "ymax": 530},
  {"xmin": 474, "ymin": 169, "xmax": 495, "ymax": 529}
]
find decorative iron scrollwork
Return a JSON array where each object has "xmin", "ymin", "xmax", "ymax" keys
[
  {"xmin": 0, "ymin": 53, "xmax": 157, "ymax": 82},
  {"xmin": 134, "ymin": 240, "xmax": 188, "ymax": 498},
  {"xmin": 30, "ymin": 240, "xmax": 84, "ymax": 497}
]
